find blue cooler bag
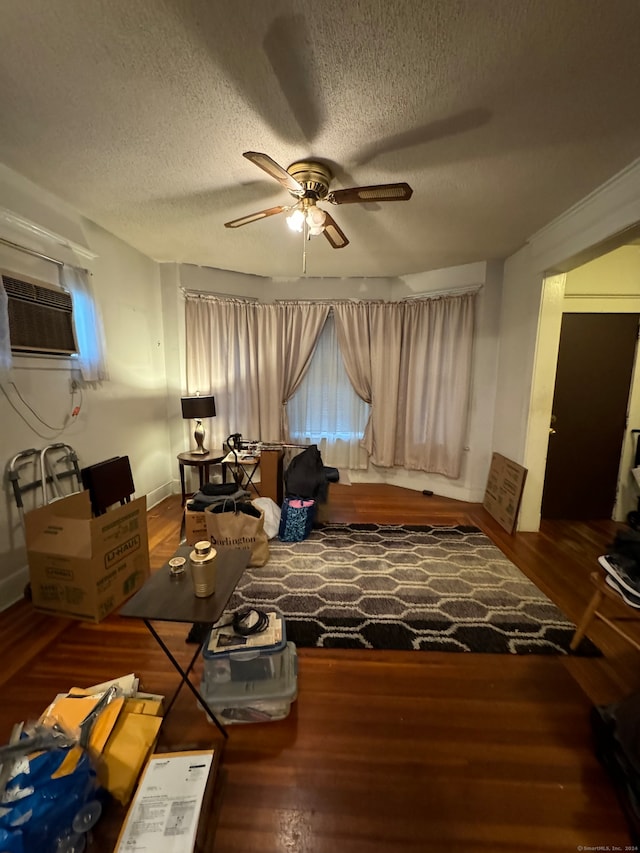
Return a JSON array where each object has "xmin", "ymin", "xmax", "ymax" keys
[{"xmin": 278, "ymin": 498, "xmax": 316, "ymax": 542}]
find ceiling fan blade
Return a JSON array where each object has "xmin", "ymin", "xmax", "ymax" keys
[
  {"xmin": 327, "ymin": 182, "xmax": 413, "ymax": 205},
  {"xmin": 243, "ymin": 151, "xmax": 304, "ymax": 194},
  {"xmin": 322, "ymin": 212, "xmax": 349, "ymax": 249},
  {"xmin": 224, "ymin": 205, "xmax": 288, "ymax": 228}
]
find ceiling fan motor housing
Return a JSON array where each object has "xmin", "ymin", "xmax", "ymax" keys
[{"xmin": 287, "ymin": 160, "xmax": 332, "ymax": 199}]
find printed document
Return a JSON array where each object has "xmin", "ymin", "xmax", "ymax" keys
[{"xmin": 115, "ymin": 750, "xmax": 214, "ymax": 853}]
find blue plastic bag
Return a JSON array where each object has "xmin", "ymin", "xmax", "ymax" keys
[
  {"xmin": 278, "ymin": 498, "xmax": 316, "ymax": 542},
  {"xmin": 0, "ymin": 739, "xmax": 99, "ymax": 853}
]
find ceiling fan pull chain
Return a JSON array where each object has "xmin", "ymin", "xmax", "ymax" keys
[{"xmin": 302, "ymin": 218, "xmax": 307, "ymax": 275}]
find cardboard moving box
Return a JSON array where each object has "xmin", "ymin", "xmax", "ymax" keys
[
  {"xmin": 25, "ymin": 491, "xmax": 150, "ymax": 623},
  {"xmin": 184, "ymin": 507, "xmax": 208, "ymax": 545}
]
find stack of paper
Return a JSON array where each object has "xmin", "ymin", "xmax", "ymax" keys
[{"xmin": 39, "ymin": 673, "xmax": 165, "ymax": 805}]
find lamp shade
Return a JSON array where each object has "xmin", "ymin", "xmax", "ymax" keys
[{"xmin": 181, "ymin": 395, "xmax": 216, "ymax": 420}]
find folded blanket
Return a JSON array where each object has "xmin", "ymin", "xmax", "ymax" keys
[
  {"xmin": 201, "ymin": 482, "xmax": 239, "ymax": 497},
  {"xmin": 187, "ymin": 487, "xmax": 249, "ymax": 512}
]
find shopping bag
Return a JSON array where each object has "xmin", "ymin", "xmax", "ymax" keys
[
  {"xmin": 278, "ymin": 497, "xmax": 316, "ymax": 542},
  {"xmin": 205, "ymin": 500, "xmax": 269, "ymax": 567},
  {"xmin": 251, "ymin": 497, "xmax": 281, "ymax": 540}
]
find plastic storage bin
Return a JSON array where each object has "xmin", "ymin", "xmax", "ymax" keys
[
  {"xmin": 202, "ymin": 611, "xmax": 288, "ymax": 690},
  {"xmin": 199, "ymin": 641, "xmax": 298, "ymax": 724}
]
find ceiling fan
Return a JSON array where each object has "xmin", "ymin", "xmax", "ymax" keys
[{"xmin": 224, "ymin": 151, "xmax": 413, "ymax": 249}]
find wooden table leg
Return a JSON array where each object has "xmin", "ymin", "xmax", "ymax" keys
[
  {"xmin": 179, "ymin": 462, "xmax": 186, "ymax": 506},
  {"xmin": 570, "ymin": 586, "xmax": 605, "ymax": 651}
]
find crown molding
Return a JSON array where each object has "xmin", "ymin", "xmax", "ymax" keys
[
  {"xmin": 527, "ymin": 158, "xmax": 640, "ymax": 271},
  {"xmin": 0, "ymin": 206, "xmax": 98, "ymax": 261}
]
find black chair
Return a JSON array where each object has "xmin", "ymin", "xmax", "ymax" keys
[{"xmin": 81, "ymin": 456, "xmax": 135, "ymax": 516}]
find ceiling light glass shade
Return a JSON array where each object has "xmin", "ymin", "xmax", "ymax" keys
[
  {"xmin": 306, "ymin": 206, "xmax": 326, "ymax": 227},
  {"xmin": 308, "ymin": 224, "xmax": 325, "ymax": 236},
  {"xmin": 286, "ymin": 207, "xmax": 305, "ymax": 232}
]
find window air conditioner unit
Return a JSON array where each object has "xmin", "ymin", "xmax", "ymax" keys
[{"xmin": 1, "ymin": 269, "xmax": 78, "ymax": 356}]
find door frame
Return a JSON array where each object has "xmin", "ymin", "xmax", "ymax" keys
[
  {"xmin": 541, "ymin": 309, "xmax": 640, "ymax": 519},
  {"xmin": 527, "ymin": 276, "xmax": 640, "ymax": 524}
]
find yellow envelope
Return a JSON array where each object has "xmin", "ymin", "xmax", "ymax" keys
[
  {"xmin": 51, "ymin": 745, "xmax": 84, "ymax": 779},
  {"xmin": 42, "ymin": 693, "xmax": 100, "ymax": 733},
  {"xmin": 41, "ymin": 689, "xmax": 124, "ymax": 756},
  {"xmin": 100, "ymin": 707, "xmax": 162, "ymax": 804}
]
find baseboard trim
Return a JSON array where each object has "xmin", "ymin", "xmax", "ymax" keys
[
  {"xmin": 145, "ymin": 481, "xmax": 173, "ymax": 510},
  {"xmin": 0, "ymin": 564, "xmax": 29, "ymax": 613}
]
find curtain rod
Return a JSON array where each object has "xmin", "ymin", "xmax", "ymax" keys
[
  {"xmin": 402, "ymin": 284, "xmax": 483, "ymax": 300},
  {"xmin": 181, "ymin": 287, "xmax": 258, "ymax": 303},
  {"xmin": 0, "ymin": 235, "xmax": 91, "ymax": 275},
  {"xmin": 0, "ymin": 236, "xmax": 64, "ymax": 267}
]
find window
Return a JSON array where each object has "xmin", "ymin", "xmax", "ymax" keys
[{"xmin": 287, "ymin": 314, "xmax": 370, "ymax": 469}]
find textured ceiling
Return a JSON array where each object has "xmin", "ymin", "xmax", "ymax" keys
[{"xmin": 0, "ymin": 0, "xmax": 639, "ymax": 278}]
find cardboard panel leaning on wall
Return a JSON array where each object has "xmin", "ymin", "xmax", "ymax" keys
[
  {"xmin": 483, "ymin": 452, "xmax": 527, "ymax": 534},
  {"xmin": 25, "ymin": 491, "xmax": 150, "ymax": 623}
]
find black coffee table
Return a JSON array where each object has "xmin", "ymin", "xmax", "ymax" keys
[{"xmin": 119, "ymin": 544, "xmax": 250, "ymax": 738}]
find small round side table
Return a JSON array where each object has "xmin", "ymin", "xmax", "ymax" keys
[{"xmin": 177, "ymin": 449, "xmax": 225, "ymax": 506}]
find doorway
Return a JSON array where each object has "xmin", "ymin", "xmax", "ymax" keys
[{"xmin": 541, "ymin": 313, "xmax": 639, "ymax": 520}]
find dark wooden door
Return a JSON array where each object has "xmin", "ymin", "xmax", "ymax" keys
[{"xmin": 541, "ymin": 313, "xmax": 639, "ymax": 519}]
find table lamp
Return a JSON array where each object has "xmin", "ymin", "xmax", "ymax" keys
[{"xmin": 181, "ymin": 394, "xmax": 216, "ymax": 455}]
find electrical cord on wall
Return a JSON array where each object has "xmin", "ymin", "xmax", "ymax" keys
[{"xmin": 1, "ymin": 379, "xmax": 82, "ymax": 439}]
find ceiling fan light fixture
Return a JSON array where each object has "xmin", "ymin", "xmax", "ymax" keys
[
  {"xmin": 306, "ymin": 206, "xmax": 326, "ymax": 228},
  {"xmin": 227, "ymin": 151, "xmax": 413, "ymax": 252},
  {"xmin": 286, "ymin": 207, "xmax": 305, "ymax": 232}
]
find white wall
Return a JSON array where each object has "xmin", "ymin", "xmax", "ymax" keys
[{"xmin": 0, "ymin": 165, "xmax": 171, "ymax": 609}]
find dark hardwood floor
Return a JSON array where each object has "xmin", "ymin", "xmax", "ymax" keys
[{"xmin": 2, "ymin": 484, "xmax": 639, "ymax": 851}]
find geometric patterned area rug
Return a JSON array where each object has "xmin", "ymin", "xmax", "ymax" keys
[{"xmin": 227, "ymin": 523, "xmax": 596, "ymax": 655}]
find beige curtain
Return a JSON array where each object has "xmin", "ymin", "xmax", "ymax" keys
[
  {"xmin": 333, "ymin": 301, "xmax": 374, "ymax": 451},
  {"xmin": 185, "ymin": 296, "xmax": 260, "ymax": 448},
  {"xmin": 254, "ymin": 303, "xmax": 282, "ymax": 441},
  {"xmin": 333, "ymin": 300, "xmax": 405, "ymax": 466},
  {"xmin": 186, "ymin": 291, "xmax": 476, "ymax": 478},
  {"xmin": 335, "ymin": 296, "xmax": 475, "ymax": 475},
  {"xmin": 186, "ymin": 297, "xmax": 328, "ymax": 445},
  {"xmin": 277, "ymin": 301, "xmax": 331, "ymax": 438},
  {"xmin": 367, "ymin": 301, "xmax": 405, "ymax": 466},
  {"xmin": 395, "ymin": 294, "xmax": 475, "ymax": 477}
]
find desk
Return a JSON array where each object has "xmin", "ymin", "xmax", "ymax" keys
[
  {"xmin": 221, "ymin": 451, "xmax": 261, "ymax": 496},
  {"xmin": 221, "ymin": 447, "xmax": 285, "ymax": 501},
  {"xmin": 177, "ymin": 449, "xmax": 224, "ymax": 506},
  {"xmin": 119, "ymin": 544, "xmax": 250, "ymax": 738},
  {"xmin": 259, "ymin": 448, "xmax": 284, "ymax": 504}
]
